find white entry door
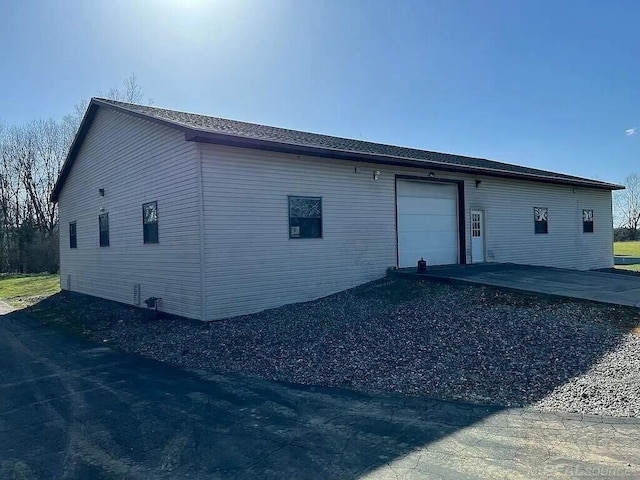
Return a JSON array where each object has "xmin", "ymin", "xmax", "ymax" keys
[
  {"xmin": 396, "ymin": 180, "xmax": 459, "ymax": 267},
  {"xmin": 470, "ymin": 210, "xmax": 485, "ymax": 263}
]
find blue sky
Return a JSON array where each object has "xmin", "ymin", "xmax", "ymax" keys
[{"xmin": 1, "ymin": 0, "xmax": 638, "ymax": 184}]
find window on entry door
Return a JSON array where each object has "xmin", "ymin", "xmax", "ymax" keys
[{"xmin": 472, "ymin": 212, "xmax": 481, "ymax": 237}]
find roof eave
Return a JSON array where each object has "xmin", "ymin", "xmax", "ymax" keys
[
  {"xmin": 51, "ymin": 98, "xmax": 623, "ymax": 204},
  {"xmin": 185, "ymin": 131, "xmax": 624, "ymax": 191}
]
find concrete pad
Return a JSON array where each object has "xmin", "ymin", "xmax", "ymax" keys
[
  {"xmin": 393, "ymin": 263, "xmax": 640, "ymax": 308},
  {"xmin": 615, "ymin": 256, "xmax": 640, "ymax": 265},
  {"xmin": 0, "ymin": 300, "xmax": 14, "ymax": 315}
]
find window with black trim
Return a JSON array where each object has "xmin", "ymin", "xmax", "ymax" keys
[
  {"xmin": 534, "ymin": 207, "xmax": 548, "ymax": 234},
  {"xmin": 99, "ymin": 213, "xmax": 109, "ymax": 247},
  {"xmin": 143, "ymin": 201, "xmax": 159, "ymax": 244},
  {"xmin": 288, "ymin": 196, "xmax": 322, "ymax": 239},
  {"xmin": 583, "ymin": 209, "xmax": 594, "ymax": 233},
  {"xmin": 69, "ymin": 222, "xmax": 77, "ymax": 249}
]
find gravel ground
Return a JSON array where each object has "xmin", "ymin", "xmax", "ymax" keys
[{"xmin": 26, "ymin": 278, "xmax": 640, "ymax": 417}]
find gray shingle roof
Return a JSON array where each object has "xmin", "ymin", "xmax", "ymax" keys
[
  {"xmin": 96, "ymin": 98, "xmax": 622, "ymax": 189},
  {"xmin": 50, "ymin": 98, "xmax": 623, "ymax": 202}
]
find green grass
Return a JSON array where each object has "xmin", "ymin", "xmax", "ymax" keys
[
  {"xmin": 0, "ymin": 274, "xmax": 60, "ymax": 308},
  {"xmin": 614, "ymin": 241, "xmax": 640, "ymax": 256}
]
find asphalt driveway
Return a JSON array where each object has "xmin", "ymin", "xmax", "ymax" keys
[
  {"xmin": 397, "ymin": 263, "xmax": 640, "ymax": 308},
  {"xmin": 1, "ymin": 311, "xmax": 639, "ymax": 479}
]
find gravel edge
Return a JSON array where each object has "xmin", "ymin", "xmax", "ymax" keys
[{"xmin": 24, "ymin": 278, "xmax": 640, "ymax": 417}]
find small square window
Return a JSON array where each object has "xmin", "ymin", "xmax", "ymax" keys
[
  {"xmin": 143, "ymin": 201, "xmax": 159, "ymax": 244},
  {"xmin": 69, "ymin": 222, "xmax": 77, "ymax": 249},
  {"xmin": 583, "ymin": 209, "xmax": 594, "ymax": 233},
  {"xmin": 99, "ymin": 213, "xmax": 109, "ymax": 247},
  {"xmin": 289, "ymin": 196, "xmax": 322, "ymax": 239},
  {"xmin": 534, "ymin": 207, "xmax": 548, "ymax": 234}
]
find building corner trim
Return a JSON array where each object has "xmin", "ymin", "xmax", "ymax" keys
[{"xmin": 196, "ymin": 145, "xmax": 207, "ymax": 321}]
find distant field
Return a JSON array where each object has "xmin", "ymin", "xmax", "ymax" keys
[
  {"xmin": 614, "ymin": 241, "xmax": 640, "ymax": 256},
  {"xmin": 0, "ymin": 274, "xmax": 60, "ymax": 308}
]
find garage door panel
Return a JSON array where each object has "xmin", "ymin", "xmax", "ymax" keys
[
  {"xmin": 398, "ymin": 231, "xmax": 458, "ymax": 243},
  {"xmin": 397, "ymin": 181, "xmax": 457, "ymax": 198},
  {"xmin": 397, "ymin": 197, "xmax": 458, "ymax": 215},
  {"xmin": 398, "ymin": 232, "xmax": 457, "ymax": 243},
  {"xmin": 398, "ymin": 214, "xmax": 458, "ymax": 233},
  {"xmin": 397, "ymin": 180, "xmax": 459, "ymax": 268},
  {"xmin": 399, "ymin": 247, "xmax": 458, "ymax": 267},
  {"xmin": 399, "ymin": 232, "xmax": 458, "ymax": 250}
]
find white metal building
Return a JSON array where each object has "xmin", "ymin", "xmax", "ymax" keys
[{"xmin": 51, "ymin": 98, "xmax": 623, "ymax": 320}]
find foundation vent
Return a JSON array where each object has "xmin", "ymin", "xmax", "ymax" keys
[{"xmin": 133, "ymin": 283, "xmax": 141, "ymax": 305}]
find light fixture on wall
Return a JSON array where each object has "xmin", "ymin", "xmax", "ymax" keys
[
  {"xmin": 429, "ymin": 172, "xmax": 436, "ymax": 178},
  {"xmin": 475, "ymin": 179, "xmax": 482, "ymax": 188},
  {"xmin": 99, "ymin": 188, "xmax": 105, "ymax": 196},
  {"xmin": 355, "ymin": 166, "xmax": 381, "ymax": 180},
  {"xmin": 99, "ymin": 207, "xmax": 105, "ymax": 213}
]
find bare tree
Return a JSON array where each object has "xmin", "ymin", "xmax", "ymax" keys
[
  {"xmin": 122, "ymin": 73, "xmax": 144, "ymax": 103},
  {"xmin": 98, "ymin": 73, "xmax": 146, "ymax": 104},
  {"xmin": 65, "ymin": 98, "xmax": 89, "ymax": 136},
  {"xmin": 29, "ymin": 119, "xmax": 67, "ymax": 232},
  {"xmin": 65, "ymin": 73, "xmax": 151, "ymax": 136},
  {"xmin": 0, "ymin": 125, "xmax": 32, "ymax": 271},
  {"xmin": 0, "ymin": 74, "xmax": 152, "ymax": 272},
  {"xmin": 614, "ymin": 174, "xmax": 640, "ymax": 240}
]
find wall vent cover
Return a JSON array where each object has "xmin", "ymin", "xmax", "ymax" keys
[{"xmin": 133, "ymin": 283, "xmax": 141, "ymax": 305}]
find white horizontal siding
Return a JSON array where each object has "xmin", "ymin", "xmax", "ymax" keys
[
  {"xmin": 200, "ymin": 144, "xmax": 613, "ymax": 320},
  {"xmin": 459, "ymin": 175, "xmax": 613, "ymax": 269},
  {"xmin": 58, "ymin": 108, "xmax": 202, "ymax": 319},
  {"xmin": 60, "ymin": 109, "xmax": 614, "ymax": 322},
  {"xmin": 394, "ymin": 170, "xmax": 613, "ymax": 270},
  {"xmin": 200, "ymin": 145, "xmax": 396, "ymax": 320}
]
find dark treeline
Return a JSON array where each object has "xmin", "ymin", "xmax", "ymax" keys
[
  {"xmin": 0, "ymin": 75, "xmax": 148, "ymax": 273},
  {"xmin": 614, "ymin": 227, "xmax": 640, "ymax": 242}
]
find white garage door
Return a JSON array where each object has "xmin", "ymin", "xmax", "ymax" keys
[{"xmin": 397, "ymin": 180, "xmax": 459, "ymax": 268}]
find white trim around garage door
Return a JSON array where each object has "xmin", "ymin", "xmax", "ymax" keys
[{"xmin": 395, "ymin": 176, "xmax": 466, "ymax": 268}]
